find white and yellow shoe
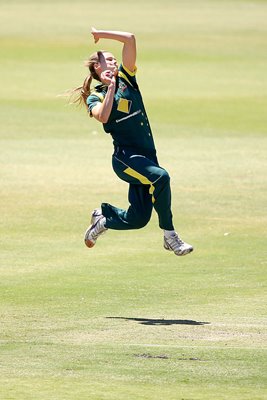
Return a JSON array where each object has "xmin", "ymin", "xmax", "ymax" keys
[{"xmin": 84, "ymin": 209, "xmax": 108, "ymax": 248}]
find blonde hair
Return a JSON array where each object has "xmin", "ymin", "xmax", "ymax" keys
[{"xmin": 70, "ymin": 51, "xmax": 106, "ymax": 109}]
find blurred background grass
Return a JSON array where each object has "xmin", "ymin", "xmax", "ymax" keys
[{"xmin": 0, "ymin": 1, "xmax": 267, "ymax": 399}]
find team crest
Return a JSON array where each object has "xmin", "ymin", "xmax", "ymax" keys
[{"xmin": 119, "ymin": 82, "xmax": 127, "ymax": 92}]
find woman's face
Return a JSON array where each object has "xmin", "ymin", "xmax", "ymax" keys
[{"xmin": 96, "ymin": 52, "xmax": 118, "ymax": 77}]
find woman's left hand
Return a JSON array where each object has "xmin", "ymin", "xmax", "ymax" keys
[{"xmin": 91, "ymin": 27, "xmax": 100, "ymax": 43}]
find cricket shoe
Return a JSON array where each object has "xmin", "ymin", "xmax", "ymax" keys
[
  {"xmin": 164, "ymin": 232, "xmax": 193, "ymax": 256},
  {"xmin": 84, "ymin": 209, "xmax": 108, "ymax": 248}
]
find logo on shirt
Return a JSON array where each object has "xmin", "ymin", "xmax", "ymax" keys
[
  {"xmin": 117, "ymin": 98, "xmax": 132, "ymax": 114},
  {"xmin": 118, "ymin": 82, "xmax": 127, "ymax": 92}
]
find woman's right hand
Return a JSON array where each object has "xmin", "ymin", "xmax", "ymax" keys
[{"xmin": 100, "ymin": 70, "xmax": 116, "ymax": 86}]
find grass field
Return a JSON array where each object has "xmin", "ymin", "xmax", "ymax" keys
[{"xmin": 1, "ymin": 0, "xmax": 267, "ymax": 399}]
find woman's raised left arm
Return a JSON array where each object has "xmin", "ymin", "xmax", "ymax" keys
[{"xmin": 91, "ymin": 28, "xmax": 136, "ymax": 72}]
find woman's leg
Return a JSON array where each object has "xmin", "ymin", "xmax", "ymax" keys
[
  {"xmin": 102, "ymin": 183, "xmax": 153, "ymax": 230},
  {"xmin": 85, "ymin": 148, "xmax": 193, "ymax": 255},
  {"xmin": 102, "ymin": 149, "xmax": 174, "ymax": 230}
]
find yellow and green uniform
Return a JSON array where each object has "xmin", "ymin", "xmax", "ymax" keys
[{"xmin": 87, "ymin": 64, "xmax": 174, "ymax": 231}]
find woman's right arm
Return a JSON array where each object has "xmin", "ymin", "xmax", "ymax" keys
[{"xmin": 91, "ymin": 71, "xmax": 116, "ymax": 123}]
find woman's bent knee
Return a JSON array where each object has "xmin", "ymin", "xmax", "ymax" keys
[
  {"xmin": 132, "ymin": 215, "xmax": 151, "ymax": 229},
  {"xmin": 156, "ymin": 170, "xmax": 170, "ymax": 186}
]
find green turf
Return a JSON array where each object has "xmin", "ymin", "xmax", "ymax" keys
[{"xmin": 1, "ymin": 1, "xmax": 267, "ymax": 399}]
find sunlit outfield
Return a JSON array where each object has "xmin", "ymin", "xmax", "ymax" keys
[{"xmin": 1, "ymin": 0, "xmax": 267, "ymax": 399}]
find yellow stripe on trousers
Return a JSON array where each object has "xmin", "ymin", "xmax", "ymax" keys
[{"xmin": 123, "ymin": 167, "xmax": 155, "ymax": 203}]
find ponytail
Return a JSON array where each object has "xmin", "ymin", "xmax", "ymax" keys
[
  {"xmin": 69, "ymin": 51, "xmax": 105, "ymax": 111},
  {"xmin": 70, "ymin": 74, "xmax": 93, "ymax": 108}
]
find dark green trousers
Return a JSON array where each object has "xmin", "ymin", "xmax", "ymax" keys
[{"xmin": 102, "ymin": 147, "xmax": 174, "ymax": 231}]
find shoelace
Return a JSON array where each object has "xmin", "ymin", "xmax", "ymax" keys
[{"xmin": 167, "ymin": 234, "xmax": 185, "ymax": 249}]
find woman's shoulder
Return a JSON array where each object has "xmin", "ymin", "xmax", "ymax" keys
[
  {"xmin": 118, "ymin": 64, "xmax": 138, "ymax": 88},
  {"xmin": 87, "ymin": 84, "xmax": 107, "ymax": 104},
  {"xmin": 119, "ymin": 63, "xmax": 137, "ymax": 77}
]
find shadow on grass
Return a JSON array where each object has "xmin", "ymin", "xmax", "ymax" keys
[{"xmin": 106, "ymin": 317, "xmax": 210, "ymax": 326}]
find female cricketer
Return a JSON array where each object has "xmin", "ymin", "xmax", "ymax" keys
[{"xmin": 75, "ymin": 27, "xmax": 193, "ymax": 256}]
